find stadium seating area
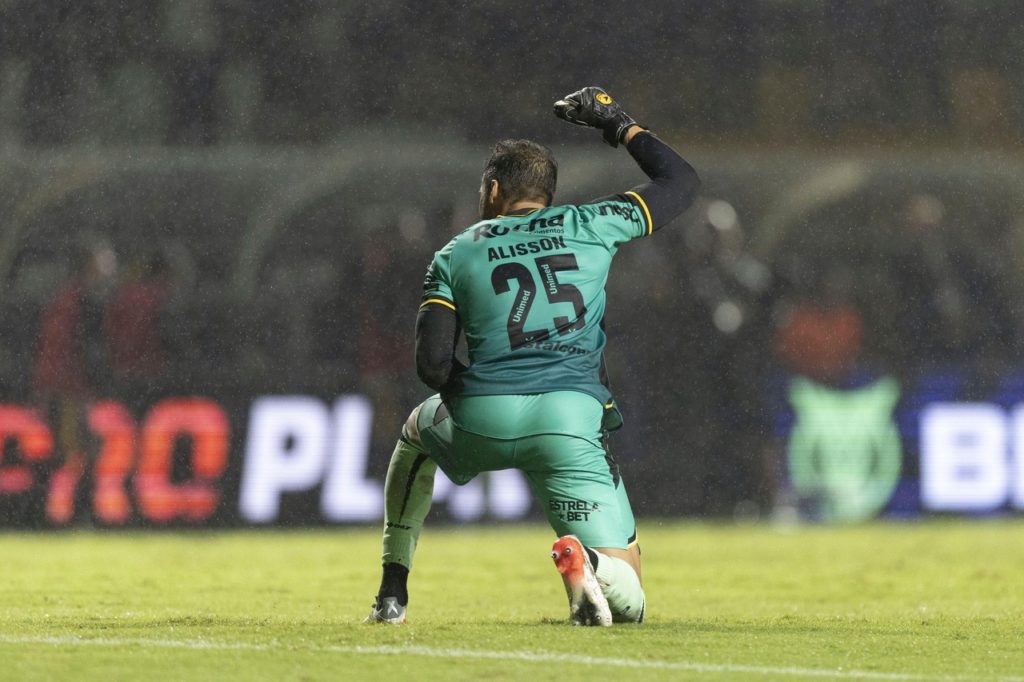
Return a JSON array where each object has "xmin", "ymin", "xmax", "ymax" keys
[{"xmin": 1, "ymin": 0, "xmax": 1023, "ymax": 147}]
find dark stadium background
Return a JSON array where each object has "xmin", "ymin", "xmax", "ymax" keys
[{"xmin": 1, "ymin": 0, "xmax": 1023, "ymax": 527}]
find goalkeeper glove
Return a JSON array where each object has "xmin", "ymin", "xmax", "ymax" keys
[{"xmin": 553, "ymin": 86, "xmax": 642, "ymax": 148}]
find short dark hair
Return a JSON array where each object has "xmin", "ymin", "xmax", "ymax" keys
[{"xmin": 482, "ymin": 139, "xmax": 557, "ymax": 205}]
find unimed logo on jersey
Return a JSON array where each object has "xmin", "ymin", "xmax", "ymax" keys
[{"xmin": 596, "ymin": 202, "xmax": 641, "ymax": 224}]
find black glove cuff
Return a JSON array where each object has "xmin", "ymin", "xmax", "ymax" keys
[{"xmin": 602, "ymin": 114, "xmax": 644, "ymax": 148}]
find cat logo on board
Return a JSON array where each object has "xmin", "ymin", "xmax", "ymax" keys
[{"xmin": 785, "ymin": 376, "xmax": 902, "ymax": 523}]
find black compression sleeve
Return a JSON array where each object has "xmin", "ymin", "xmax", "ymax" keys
[
  {"xmin": 624, "ymin": 131, "xmax": 701, "ymax": 230},
  {"xmin": 415, "ymin": 304, "xmax": 465, "ymax": 394}
]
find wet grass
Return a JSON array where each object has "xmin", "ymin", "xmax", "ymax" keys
[{"xmin": 1, "ymin": 521, "xmax": 1022, "ymax": 680}]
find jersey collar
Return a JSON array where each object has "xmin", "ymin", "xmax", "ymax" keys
[{"xmin": 497, "ymin": 207, "xmax": 542, "ymax": 218}]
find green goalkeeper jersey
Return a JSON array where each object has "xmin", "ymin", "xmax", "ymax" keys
[{"xmin": 421, "ymin": 193, "xmax": 653, "ymax": 423}]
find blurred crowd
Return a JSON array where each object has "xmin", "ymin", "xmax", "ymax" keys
[
  {"xmin": 3, "ymin": 159, "xmax": 1019, "ymax": 517},
  {"xmin": 2, "ymin": 0, "xmax": 1024, "ymax": 516},
  {"xmin": 1, "ymin": 0, "xmax": 1024, "ymax": 146}
]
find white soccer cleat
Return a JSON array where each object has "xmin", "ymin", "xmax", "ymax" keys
[
  {"xmin": 364, "ymin": 596, "xmax": 407, "ymax": 625},
  {"xmin": 551, "ymin": 535, "xmax": 612, "ymax": 627}
]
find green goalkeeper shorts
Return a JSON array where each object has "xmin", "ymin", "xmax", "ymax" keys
[{"xmin": 414, "ymin": 391, "xmax": 638, "ymax": 550}]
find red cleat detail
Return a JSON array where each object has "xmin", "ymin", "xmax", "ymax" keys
[{"xmin": 550, "ymin": 535, "xmax": 612, "ymax": 626}]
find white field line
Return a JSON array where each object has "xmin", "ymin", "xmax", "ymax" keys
[{"xmin": 0, "ymin": 634, "xmax": 1020, "ymax": 682}]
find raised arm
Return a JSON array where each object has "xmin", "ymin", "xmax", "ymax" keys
[
  {"xmin": 554, "ymin": 86, "xmax": 701, "ymax": 231},
  {"xmin": 619, "ymin": 127, "xmax": 701, "ymax": 231}
]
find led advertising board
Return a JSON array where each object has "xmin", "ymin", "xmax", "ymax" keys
[{"xmin": 0, "ymin": 395, "xmax": 532, "ymax": 527}]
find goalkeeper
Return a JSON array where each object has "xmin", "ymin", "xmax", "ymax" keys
[{"xmin": 367, "ymin": 87, "xmax": 700, "ymax": 626}]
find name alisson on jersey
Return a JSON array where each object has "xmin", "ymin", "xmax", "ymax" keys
[{"xmin": 486, "ymin": 236, "xmax": 568, "ymax": 262}]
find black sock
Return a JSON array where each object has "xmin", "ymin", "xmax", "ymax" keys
[
  {"xmin": 583, "ymin": 546, "xmax": 600, "ymax": 570},
  {"xmin": 378, "ymin": 562, "xmax": 410, "ymax": 606}
]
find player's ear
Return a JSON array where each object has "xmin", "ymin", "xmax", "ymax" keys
[{"xmin": 488, "ymin": 180, "xmax": 501, "ymax": 203}]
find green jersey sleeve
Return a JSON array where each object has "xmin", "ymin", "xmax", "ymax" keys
[
  {"xmin": 421, "ymin": 237, "xmax": 458, "ymax": 312},
  {"xmin": 576, "ymin": 192, "xmax": 653, "ymax": 250}
]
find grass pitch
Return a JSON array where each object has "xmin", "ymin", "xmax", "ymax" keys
[{"xmin": 1, "ymin": 521, "xmax": 1022, "ymax": 681}]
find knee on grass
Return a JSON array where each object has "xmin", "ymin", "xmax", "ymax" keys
[{"xmin": 593, "ymin": 550, "xmax": 646, "ymax": 624}]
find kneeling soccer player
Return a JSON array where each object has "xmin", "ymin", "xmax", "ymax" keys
[{"xmin": 366, "ymin": 87, "xmax": 701, "ymax": 626}]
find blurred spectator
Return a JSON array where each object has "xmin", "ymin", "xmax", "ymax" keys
[
  {"xmin": 355, "ymin": 230, "xmax": 419, "ymax": 442},
  {"xmin": 32, "ymin": 240, "xmax": 118, "ymax": 524},
  {"xmin": 684, "ymin": 199, "xmax": 772, "ymax": 339},
  {"xmin": 822, "ymin": 0, "xmax": 886, "ymax": 130},
  {"xmin": 774, "ymin": 265, "xmax": 864, "ymax": 386},
  {"xmin": 888, "ymin": 194, "xmax": 1014, "ymax": 365},
  {"xmin": 682, "ymin": 199, "xmax": 776, "ymax": 514},
  {"xmin": 708, "ymin": 1, "xmax": 760, "ymax": 131},
  {"xmin": 160, "ymin": 0, "xmax": 222, "ymax": 144},
  {"xmin": 104, "ymin": 251, "xmax": 176, "ymax": 394},
  {"xmin": 33, "ymin": 242, "xmax": 118, "ymax": 399},
  {"xmin": 879, "ymin": 0, "xmax": 949, "ymax": 129},
  {"xmin": 20, "ymin": 3, "xmax": 79, "ymax": 145},
  {"xmin": 888, "ymin": 194, "xmax": 968, "ymax": 362}
]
